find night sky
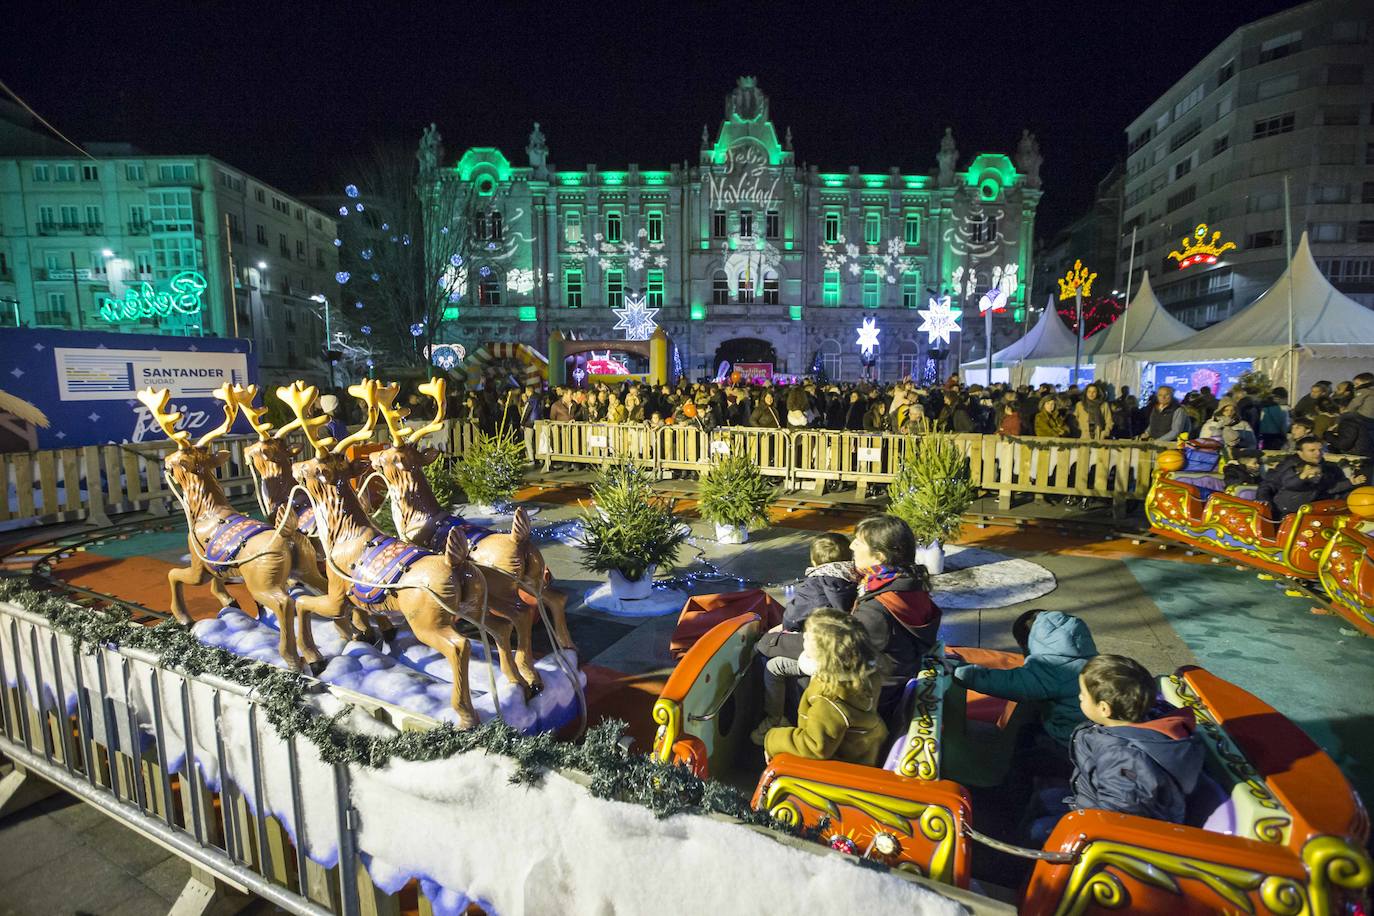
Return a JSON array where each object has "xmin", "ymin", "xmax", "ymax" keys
[{"xmin": 5, "ymin": 0, "xmax": 1302, "ymax": 236}]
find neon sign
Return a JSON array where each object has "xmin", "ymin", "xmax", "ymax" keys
[
  {"xmin": 1168, "ymin": 223, "xmax": 1237, "ymax": 270},
  {"xmin": 98, "ymin": 271, "xmax": 207, "ymax": 323}
]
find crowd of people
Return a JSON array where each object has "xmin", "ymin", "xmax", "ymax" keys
[{"xmin": 750, "ymin": 513, "xmax": 1203, "ymax": 849}]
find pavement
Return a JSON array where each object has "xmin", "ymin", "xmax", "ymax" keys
[{"xmin": 2, "ymin": 482, "xmax": 1372, "ymax": 913}]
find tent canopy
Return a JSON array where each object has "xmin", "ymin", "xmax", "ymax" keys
[
  {"xmin": 1085, "ymin": 270, "xmax": 1194, "ymax": 358},
  {"xmin": 1133, "ymin": 233, "xmax": 1374, "ymax": 361},
  {"xmin": 964, "ymin": 294, "xmax": 1089, "ymax": 369}
]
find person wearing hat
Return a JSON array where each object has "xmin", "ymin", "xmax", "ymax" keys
[{"xmin": 319, "ymin": 394, "xmax": 348, "ymax": 443}]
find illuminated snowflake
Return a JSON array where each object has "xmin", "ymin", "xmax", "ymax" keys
[
  {"xmin": 612, "ymin": 292, "xmax": 659, "ymax": 341},
  {"xmin": 855, "ymin": 317, "xmax": 881, "ymax": 355},
  {"xmin": 919, "ymin": 296, "xmax": 961, "ymax": 346},
  {"xmin": 506, "ymin": 268, "xmax": 535, "ymax": 294}
]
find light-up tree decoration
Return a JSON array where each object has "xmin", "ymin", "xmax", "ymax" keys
[{"xmin": 1058, "ymin": 259, "xmax": 1097, "ymax": 386}]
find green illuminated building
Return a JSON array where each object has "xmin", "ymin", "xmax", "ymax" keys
[{"xmin": 437, "ymin": 77, "xmax": 1043, "ymax": 379}]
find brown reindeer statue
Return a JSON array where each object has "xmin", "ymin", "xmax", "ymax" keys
[
  {"xmin": 136, "ymin": 385, "xmax": 307, "ymax": 669},
  {"xmin": 367, "ymin": 377, "xmax": 577, "ymax": 653},
  {"xmin": 279, "ymin": 379, "xmax": 529, "ymax": 724}
]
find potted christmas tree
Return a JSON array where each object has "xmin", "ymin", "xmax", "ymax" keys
[
  {"xmin": 697, "ymin": 453, "xmax": 777, "ymax": 543},
  {"xmin": 453, "ymin": 426, "xmax": 527, "ymax": 513},
  {"xmin": 887, "ymin": 434, "xmax": 976, "ymax": 575},
  {"xmin": 578, "ymin": 462, "xmax": 688, "ymax": 598}
]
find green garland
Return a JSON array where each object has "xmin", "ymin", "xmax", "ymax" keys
[{"xmin": 0, "ymin": 577, "xmax": 814, "ymax": 833}]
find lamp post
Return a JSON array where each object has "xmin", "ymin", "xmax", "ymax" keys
[
  {"xmin": 311, "ymin": 293, "xmax": 338, "ymax": 391},
  {"xmin": 1058, "ymin": 259, "xmax": 1097, "ymax": 387}
]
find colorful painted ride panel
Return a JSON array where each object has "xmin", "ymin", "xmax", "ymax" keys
[{"xmin": 1317, "ymin": 519, "xmax": 1374, "ymax": 638}]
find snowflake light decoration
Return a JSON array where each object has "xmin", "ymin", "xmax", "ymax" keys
[
  {"xmin": 409, "ymin": 322, "xmax": 426, "ymax": 337},
  {"xmin": 855, "ymin": 317, "xmax": 881, "ymax": 355},
  {"xmin": 506, "ymin": 268, "xmax": 535, "ymax": 294},
  {"xmin": 612, "ymin": 292, "xmax": 659, "ymax": 341},
  {"xmin": 335, "ymin": 271, "xmax": 351, "ymax": 285},
  {"xmin": 819, "ymin": 233, "xmax": 916, "ymax": 285},
  {"xmin": 918, "ymin": 296, "xmax": 961, "ymax": 346}
]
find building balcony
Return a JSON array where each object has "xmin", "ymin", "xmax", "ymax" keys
[
  {"xmin": 128, "ymin": 221, "xmax": 150, "ymax": 235},
  {"xmin": 37, "ymin": 222, "xmax": 58, "ymax": 235},
  {"xmin": 83, "ymin": 222, "xmax": 103, "ymax": 235},
  {"xmin": 58, "ymin": 222, "xmax": 81, "ymax": 232},
  {"xmin": 34, "ymin": 310, "xmax": 73, "ymax": 328}
]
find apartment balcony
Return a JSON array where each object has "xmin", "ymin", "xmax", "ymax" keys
[
  {"xmin": 128, "ymin": 221, "xmax": 150, "ymax": 236},
  {"xmin": 36, "ymin": 222, "xmax": 57, "ymax": 235},
  {"xmin": 58, "ymin": 222, "xmax": 81, "ymax": 232},
  {"xmin": 34, "ymin": 310, "xmax": 73, "ymax": 328},
  {"xmin": 83, "ymin": 222, "xmax": 103, "ymax": 235}
]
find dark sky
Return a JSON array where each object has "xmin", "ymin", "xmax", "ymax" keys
[{"xmin": 5, "ymin": 0, "xmax": 1302, "ymax": 236}]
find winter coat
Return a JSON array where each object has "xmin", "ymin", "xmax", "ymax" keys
[
  {"xmin": 1069, "ymin": 709, "xmax": 1204, "ymax": 824},
  {"xmin": 863, "ymin": 408, "xmax": 888, "ymax": 432},
  {"xmin": 998, "ymin": 413, "xmax": 1022, "ymax": 436},
  {"xmin": 1200, "ymin": 417, "xmax": 1257, "ymax": 452},
  {"xmin": 1347, "ymin": 385, "xmax": 1374, "ymax": 422},
  {"xmin": 1257, "ymin": 455, "xmax": 1357, "ymax": 516},
  {"xmin": 1223, "ymin": 462, "xmax": 1263, "ymax": 488},
  {"xmin": 782, "ymin": 561, "xmax": 860, "ymax": 631},
  {"xmin": 548, "ymin": 400, "xmax": 574, "ymax": 423},
  {"xmin": 1324, "ymin": 415, "xmax": 1374, "ymax": 458},
  {"xmin": 852, "ymin": 574, "xmax": 941, "ymax": 690},
  {"xmin": 1034, "ymin": 411, "xmax": 1068, "ymax": 438},
  {"xmin": 1074, "ymin": 399, "xmax": 1113, "ymax": 439},
  {"xmin": 954, "ymin": 612, "xmax": 1097, "ymax": 745},
  {"xmin": 751, "ymin": 403, "xmax": 782, "ymax": 428},
  {"xmin": 764, "ymin": 677, "xmax": 888, "ymax": 767}
]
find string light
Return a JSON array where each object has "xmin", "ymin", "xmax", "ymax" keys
[
  {"xmin": 335, "ymin": 271, "xmax": 351, "ymax": 284},
  {"xmin": 1057, "ymin": 259, "xmax": 1097, "ymax": 301},
  {"xmin": 1168, "ymin": 223, "xmax": 1236, "ymax": 270}
]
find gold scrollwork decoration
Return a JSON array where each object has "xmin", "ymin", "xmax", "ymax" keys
[
  {"xmin": 1303, "ymin": 835, "xmax": 1374, "ymax": 916},
  {"xmin": 1258, "ymin": 875, "xmax": 1307, "ymax": 916},
  {"xmin": 919, "ymin": 805, "xmax": 957, "ymax": 884},
  {"xmin": 651, "ymin": 698, "xmax": 682, "ymax": 763},
  {"xmin": 768, "ymin": 799, "xmax": 801, "ymax": 828}
]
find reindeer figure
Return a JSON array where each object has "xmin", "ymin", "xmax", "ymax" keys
[
  {"xmin": 136, "ymin": 386, "xmax": 306, "ymax": 669},
  {"xmin": 280, "ymin": 380, "xmax": 526, "ymax": 724},
  {"xmin": 368, "ymin": 378, "xmax": 577, "ymax": 653}
]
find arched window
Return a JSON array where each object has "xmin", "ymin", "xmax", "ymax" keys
[
  {"xmin": 763, "ymin": 270, "xmax": 780, "ymax": 305},
  {"xmin": 737, "ymin": 270, "xmax": 755, "ymax": 304},
  {"xmin": 712, "ymin": 270, "xmax": 730, "ymax": 305},
  {"xmin": 819, "ymin": 338, "xmax": 841, "ymax": 381}
]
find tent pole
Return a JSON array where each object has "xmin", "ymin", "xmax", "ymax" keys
[
  {"xmin": 1283, "ymin": 175, "xmax": 1296, "ymax": 392},
  {"xmin": 1072, "ymin": 288, "xmax": 1083, "ymax": 386},
  {"xmin": 1117, "ymin": 227, "xmax": 1137, "ymax": 395}
]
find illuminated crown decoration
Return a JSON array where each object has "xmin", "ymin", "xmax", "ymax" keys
[
  {"xmin": 1057, "ymin": 259, "xmax": 1097, "ymax": 301},
  {"xmin": 1168, "ymin": 223, "xmax": 1237, "ymax": 270}
]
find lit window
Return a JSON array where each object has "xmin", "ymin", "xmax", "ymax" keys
[
  {"xmin": 565, "ymin": 210, "xmax": 582, "ymax": 243},
  {"xmin": 862, "ymin": 270, "xmax": 880, "ymax": 308},
  {"xmin": 739, "ymin": 209, "xmax": 754, "ymax": 237},
  {"xmin": 605, "ymin": 211, "xmax": 622, "ymax": 243},
  {"xmin": 31, "ymin": 164, "xmax": 49, "ymax": 182},
  {"xmin": 55, "ymin": 164, "xmax": 76, "ymax": 182},
  {"xmin": 479, "ymin": 272, "xmax": 502, "ymax": 305},
  {"xmin": 904, "ymin": 213, "xmax": 920, "ymax": 245},
  {"xmin": 902, "ymin": 274, "xmax": 920, "ymax": 309},
  {"xmin": 564, "ymin": 269, "xmax": 582, "ymax": 308},
  {"xmin": 864, "ymin": 213, "xmax": 881, "ymax": 245},
  {"xmin": 737, "ymin": 271, "xmax": 755, "ymax": 304},
  {"xmin": 823, "ymin": 270, "xmax": 840, "ymax": 306},
  {"xmin": 823, "ymin": 212, "xmax": 840, "ymax": 244},
  {"xmin": 712, "ymin": 209, "xmax": 726, "ymax": 238},
  {"xmin": 647, "ymin": 211, "xmax": 663, "ymax": 243},
  {"xmin": 647, "ymin": 269, "xmax": 664, "ymax": 308},
  {"xmin": 763, "ymin": 271, "xmax": 779, "ymax": 305},
  {"xmin": 606, "ymin": 269, "xmax": 623, "ymax": 307},
  {"xmin": 81, "ymin": 164, "xmax": 98, "ymax": 181},
  {"xmin": 766, "ymin": 210, "xmax": 780, "ymax": 238},
  {"xmin": 712, "ymin": 271, "xmax": 729, "ymax": 305}
]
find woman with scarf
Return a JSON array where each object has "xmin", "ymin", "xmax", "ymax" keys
[{"xmin": 1074, "ymin": 384, "xmax": 1113, "ymax": 440}]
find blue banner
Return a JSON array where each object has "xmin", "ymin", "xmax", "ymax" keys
[
  {"xmin": 1149, "ymin": 359, "xmax": 1253, "ymax": 395},
  {"xmin": 0, "ymin": 328, "xmax": 258, "ymax": 450}
]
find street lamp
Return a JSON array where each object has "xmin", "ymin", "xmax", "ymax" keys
[
  {"xmin": 311, "ymin": 293, "xmax": 339, "ymax": 390},
  {"xmin": 1058, "ymin": 259, "xmax": 1097, "ymax": 387}
]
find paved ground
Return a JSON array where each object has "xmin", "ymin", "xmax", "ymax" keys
[{"xmin": 2, "ymin": 484, "xmax": 1372, "ymax": 913}]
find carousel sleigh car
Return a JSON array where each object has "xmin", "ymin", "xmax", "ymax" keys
[
  {"xmin": 1316, "ymin": 495, "xmax": 1374, "ymax": 638},
  {"xmin": 1146, "ymin": 443, "xmax": 1353, "ymax": 581},
  {"xmin": 650, "ymin": 601, "xmax": 1372, "ymax": 914}
]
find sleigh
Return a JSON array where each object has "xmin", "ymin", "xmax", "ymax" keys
[
  {"xmin": 1316, "ymin": 510, "xmax": 1374, "ymax": 638},
  {"xmin": 651, "ymin": 606, "xmax": 1372, "ymax": 914}
]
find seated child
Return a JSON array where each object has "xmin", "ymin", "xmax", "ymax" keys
[
  {"xmin": 952, "ymin": 609, "xmax": 1097, "ymax": 748},
  {"xmin": 1223, "ymin": 448, "xmax": 1263, "ymax": 488},
  {"xmin": 763, "ymin": 608, "xmax": 887, "ymax": 766},
  {"xmin": 752, "ymin": 534, "xmax": 860, "ymax": 741},
  {"xmin": 1029, "ymin": 654, "xmax": 1203, "ymax": 845}
]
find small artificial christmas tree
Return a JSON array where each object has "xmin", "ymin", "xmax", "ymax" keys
[
  {"xmin": 697, "ymin": 453, "xmax": 777, "ymax": 542},
  {"xmin": 453, "ymin": 427, "xmax": 527, "ymax": 510},
  {"xmin": 887, "ymin": 433, "xmax": 976, "ymax": 571},
  {"xmin": 578, "ymin": 461, "xmax": 687, "ymax": 584}
]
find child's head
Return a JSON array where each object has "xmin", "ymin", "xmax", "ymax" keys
[
  {"xmin": 1078, "ymin": 655, "xmax": 1155, "ymax": 725},
  {"xmin": 810, "ymin": 533, "xmax": 852, "ymax": 567},
  {"xmin": 803, "ymin": 607, "xmax": 877, "ymax": 693},
  {"xmin": 1290, "ymin": 419, "xmax": 1313, "ymax": 439},
  {"xmin": 1011, "ymin": 609, "xmax": 1046, "ymax": 655},
  {"xmin": 852, "ymin": 514, "xmax": 916, "ymax": 570}
]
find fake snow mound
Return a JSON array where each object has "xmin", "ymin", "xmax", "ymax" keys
[
  {"xmin": 931, "ymin": 545, "xmax": 1056, "ymax": 609},
  {"xmin": 194, "ymin": 607, "xmax": 583, "ymax": 734},
  {"xmin": 583, "ymin": 582, "xmax": 690, "ymax": 617},
  {"xmin": 453, "ymin": 504, "xmax": 540, "ymax": 526}
]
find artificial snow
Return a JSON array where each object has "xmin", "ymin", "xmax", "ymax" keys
[
  {"xmin": 930, "ymin": 545, "xmax": 1056, "ymax": 609},
  {"xmin": 454, "ymin": 504, "xmax": 540, "ymax": 527},
  {"xmin": 583, "ymin": 582, "xmax": 690, "ymax": 617}
]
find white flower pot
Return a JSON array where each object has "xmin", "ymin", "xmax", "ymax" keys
[
  {"xmin": 915, "ymin": 542, "xmax": 945, "ymax": 577},
  {"xmin": 609, "ymin": 564, "xmax": 656, "ymax": 600},
  {"xmin": 714, "ymin": 523, "xmax": 748, "ymax": 544}
]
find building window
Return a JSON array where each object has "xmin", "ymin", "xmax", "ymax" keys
[
  {"xmin": 1173, "ymin": 85, "xmax": 1204, "ymax": 119},
  {"xmin": 1247, "ymin": 229, "xmax": 1284, "ymax": 249},
  {"xmin": 1252, "ymin": 113, "xmax": 1295, "ymax": 139},
  {"xmin": 737, "ymin": 209, "xmax": 752, "ymax": 238},
  {"xmin": 296, "ymin": 239, "xmax": 305, "ymax": 259},
  {"xmin": 1255, "ymin": 72, "xmax": 1299, "ymax": 101},
  {"xmin": 737, "ymin": 271, "xmax": 755, "ymax": 304},
  {"xmin": 1173, "ymin": 157, "xmax": 1193, "ymax": 181},
  {"xmin": 1217, "ymin": 58, "xmax": 1235, "ymax": 84},
  {"xmin": 711, "ymin": 209, "xmax": 727, "ymax": 238},
  {"xmin": 254, "ymin": 188, "xmax": 265, "ymax": 203},
  {"xmin": 489, "ymin": 210, "xmax": 503, "ymax": 242},
  {"xmin": 1326, "ymin": 65, "xmax": 1364, "ymax": 86},
  {"xmin": 38, "ymin": 206, "xmax": 54, "ymax": 230},
  {"xmin": 1248, "ymin": 189, "xmax": 1282, "ymax": 212},
  {"xmin": 125, "ymin": 163, "xmax": 144, "ymax": 181},
  {"xmin": 903, "ymin": 213, "xmax": 920, "ymax": 245},
  {"xmin": 157, "ymin": 163, "xmax": 196, "ymax": 182},
  {"xmin": 823, "ymin": 212, "xmax": 840, "ymax": 244},
  {"xmin": 902, "ymin": 274, "xmax": 920, "ymax": 309},
  {"xmin": 1257, "ymin": 31, "xmax": 1301, "ymax": 64},
  {"xmin": 84, "ymin": 205, "xmax": 101, "ymax": 228},
  {"xmin": 1312, "ymin": 184, "xmax": 1348, "ymax": 204},
  {"xmin": 1319, "ymin": 257, "xmax": 1374, "ymax": 284},
  {"xmin": 315, "ymin": 248, "xmax": 324, "ymax": 268},
  {"xmin": 60, "ymin": 205, "xmax": 80, "ymax": 227},
  {"xmin": 970, "ymin": 213, "xmax": 998, "ymax": 243},
  {"xmin": 647, "ymin": 210, "xmax": 663, "ymax": 244},
  {"xmin": 1363, "ymin": 182, "xmax": 1374, "ymax": 205},
  {"xmin": 605, "ymin": 269, "xmax": 623, "ymax": 307},
  {"xmin": 646, "ymin": 269, "xmax": 664, "ymax": 308},
  {"xmin": 81, "ymin": 164, "xmax": 98, "ymax": 181},
  {"xmin": 1211, "ymin": 135, "xmax": 1230, "ymax": 157},
  {"xmin": 822, "ymin": 269, "xmax": 841, "ymax": 306},
  {"xmin": 478, "ymin": 272, "xmax": 501, "ymax": 305},
  {"xmin": 1358, "ymin": 222, "xmax": 1374, "ymax": 244},
  {"xmin": 1310, "ymin": 223, "xmax": 1345, "ymax": 242},
  {"xmin": 42, "ymin": 293, "xmax": 69, "ymax": 325},
  {"xmin": 1169, "ymin": 118, "xmax": 1202, "ymax": 152},
  {"xmin": 862, "ymin": 270, "xmax": 881, "ymax": 307},
  {"xmin": 54, "ymin": 164, "xmax": 76, "ymax": 182},
  {"xmin": 1320, "ymin": 105, "xmax": 1359, "ymax": 126},
  {"xmin": 605, "ymin": 211, "xmax": 622, "ymax": 243},
  {"xmin": 256, "ymin": 224, "xmax": 267, "ymax": 245},
  {"xmin": 31, "ymin": 164, "xmax": 49, "ymax": 182},
  {"xmin": 564, "ymin": 269, "xmax": 583, "ymax": 308},
  {"xmin": 763, "ymin": 271, "xmax": 779, "ymax": 305},
  {"xmin": 148, "ymin": 190, "xmax": 193, "ymax": 231},
  {"xmin": 864, "ymin": 212, "xmax": 881, "ymax": 246},
  {"xmin": 89, "ymin": 251, "xmax": 108, "ymax": 276},
  {"xmin": 766, "ymin": 210, "xmax": 780, "ymax": 239},
  {"xmin": 712, "ymin": 271, "xmax": 730, "ymax": 305},
  {"xmin": 1166, "ymin": 186, "xmax": 1197, "ymax": 211},
  {"xmin": 564, "ymin": 210, "xmax": 582, "ymax": 244}
]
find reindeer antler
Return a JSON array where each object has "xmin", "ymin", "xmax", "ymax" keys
[
  {"xmin": 334, "ymin": 379, "xmax": 382, "ymax": 453},
  {"xmin": 407, "ymin": 378, "xmax": 448, "ymax": 444},
  {"xmin": 199, "ymin": 383, "xmax": 241, "ymax": 448},
  {"xmin": 228, "ymin": 384, "xmax": 272, "ymax": 440},
  {"xmin": 274, "ymin": 381, "xmax": 335, "ymax": 456},
  {"xmin": 372, "ymin": 382, "xmax": 413, "ymax": 446},
  {"xmin": 136, "ymin": 388, "xmax": 192, "ymax": 449}
]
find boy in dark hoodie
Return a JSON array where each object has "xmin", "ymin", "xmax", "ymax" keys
[{"xmin": 1029, "ymin": 654, "xmax": 1203, "ymax": 845}]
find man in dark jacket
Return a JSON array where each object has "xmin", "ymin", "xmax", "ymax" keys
[
  {"xmin": 1139, "ymin": 386, "xmax": 1190, "ymax": 442},
  {"xmin": 1323, "ymin": 411, "xmax": 1374, "ymax": 459},
  {"xmin": 1257, "ymin": 437, "xmax": 1365, "ymax": 517}
]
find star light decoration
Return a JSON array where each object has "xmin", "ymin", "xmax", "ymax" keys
[
  {"xmin": 918, "ymin": 296, "xmax": 961, "ymax": 346},
  {"xmin": 855, "ymin": 317, "xmax": 881, "ymax": 356},
  {"xmin": 612, "ymin": 292, "xmax": 659, "ymax": 341}
]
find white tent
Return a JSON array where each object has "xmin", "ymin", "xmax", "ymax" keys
[
  {"xmin": 964, "ymin": 294, "xmax": 1097, "ymax": 386},
  {"xmin": 1085, "ymin": 270, "xmax": 1195, "ymax": 392},
  {"xmin": 1130, "ymin": 232, "xmax": 1374, "ymax": 393}
]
